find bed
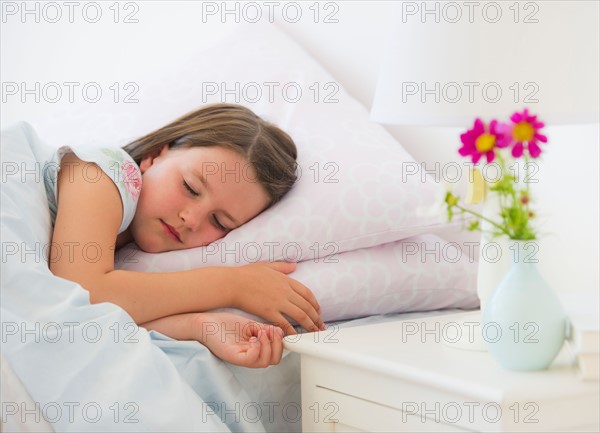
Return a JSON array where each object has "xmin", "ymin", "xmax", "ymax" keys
[{"xmin": 1, "ymin": 12, "xmax": 479, "ymax": 433}]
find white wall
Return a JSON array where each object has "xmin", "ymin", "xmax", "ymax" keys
[
  {"xmin": 275, "ymin": 2, "xmax": 599, "ymax": 293},
  {"xmin": 2, "ymin": 1, "xmax": 597, "ymax": 293}
]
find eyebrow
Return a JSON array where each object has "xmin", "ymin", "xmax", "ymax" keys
[{"xmin": 191, "ymin": 169, "xmax": 241, "ymax": 227}]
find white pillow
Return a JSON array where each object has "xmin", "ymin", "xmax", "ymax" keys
[{"xmin": 89, "ymin": 22, "xmax": 450, "ymax": 266}]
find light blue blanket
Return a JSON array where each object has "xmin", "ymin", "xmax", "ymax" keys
[{"xmin": 0, "ymin": 122, "xmax": 300, "ymax": 432}]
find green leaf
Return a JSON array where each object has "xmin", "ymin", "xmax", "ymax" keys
[{"xmin": 468, "ymin": 220, "xmax": 479, "ymax": 231}]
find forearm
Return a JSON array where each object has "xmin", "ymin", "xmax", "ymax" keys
[
  {"xmin": 140, "ymin": 313, "xmax": 199, "ymax": 341},
  {"xmin": 140, "ymin": 312, "xmax": 222, "ymax": 345},
  {"xmin": 86, "ymin": 267, "xmax": 236, "ymax": 324}
]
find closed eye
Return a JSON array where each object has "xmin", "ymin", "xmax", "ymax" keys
[
  {"xmin": 212, "ymin": 214, "xmax": 230, "ymax": 232},
  {"xmin": 183, "ymin": 180, "xmax": 199, "ymax": 197}
]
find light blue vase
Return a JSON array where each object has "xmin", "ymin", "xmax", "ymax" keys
[{"xmin": 482, "ymin": 240, "xmax": 567, "ymax": 371}]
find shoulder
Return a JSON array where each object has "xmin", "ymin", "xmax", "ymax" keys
[
  {"xmin": 50, "ymin": 151, "xmax": 126, "ymax": 283},
  {"xmin": 57, "ymin": 151, "xmax": 124, "ymax": 225},
  {"xmin": 55, "ymin": 145, "xmax": 142, "ymax": 233},
  {"xmin": 58, "ymin": 145, "xmax": 142, "ymax": 201}
]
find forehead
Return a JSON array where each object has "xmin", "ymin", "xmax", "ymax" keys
[
  {"xmin": 176, "ymin": 146, "xmax": 254, "ymax": 181},
  {"xmin": 174, "ymin": 145, "xmax": 244, "ymax": 164}
]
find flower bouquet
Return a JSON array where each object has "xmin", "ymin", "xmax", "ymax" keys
[
  {"xmin": 444, "ymin": 108, "xmax": 566, "ymax": 370},
  {"xmin": 445, "ymin": 108, "xmax": 547, "ymax": 240}
]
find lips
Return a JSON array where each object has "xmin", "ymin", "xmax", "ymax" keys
[{"xmin": 161, "ymin": 220, "xmax": 182, "ymax": 243}]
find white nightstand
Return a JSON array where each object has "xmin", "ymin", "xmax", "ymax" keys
[{"xmin": 283, "ymin": 311, "xmax": 600, "ymax": 432}]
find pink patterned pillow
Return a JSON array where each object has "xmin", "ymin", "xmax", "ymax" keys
[
  {"xmin": 297, "ymin": 234, "xmax": 479, "ymax": 321},
  {"xmin": 116, "ymin": 234, "xmax": 478, "ymax": 323}
]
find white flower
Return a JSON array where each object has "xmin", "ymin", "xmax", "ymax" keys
[{"xmin": 416, "ymin": 182, "xmax": 454, "ymax": 219}]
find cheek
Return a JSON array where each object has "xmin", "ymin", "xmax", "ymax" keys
[
  {"xmin": 188, "ymin": 227, "xmax": 225, "ymax": 248},
  {"xmin": 207, "ymin": 228, "xmax": 227, "ymax": 242},
  {"xmin": 138, "ymin": 171, "xmax": 182, "ymax": 214}
]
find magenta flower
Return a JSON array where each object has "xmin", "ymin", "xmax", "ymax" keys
[
  {"xmin": 458, "ymin": 118, "xmax": 510, "ymax": 164},
  {"xmin": 508, "ymin": 109, "xmax": 547, "ymax": 158}
]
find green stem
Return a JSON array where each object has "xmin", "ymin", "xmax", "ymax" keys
[
  {"xmin": 495, "ymin": 152, "xmax": 510, "ymax": 211},
  {"xmin": 453, "ymin": 203, "xmax": 511, "ymax": 237},
  {"xmin": 524, "ymin": 154, "xmax": 531, "ymax": 197}
]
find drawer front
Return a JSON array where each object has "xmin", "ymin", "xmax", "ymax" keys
[
  {"xmin": 300, "ymin": 356, "xmax": 600, "ymax": 432},
  {"xmin": 313, "ymin": 386, "xmax": 471, "ymax": 433},
  {"xmin": 300, "ymin": 356, "xmax": 479, "ymax": 432}
]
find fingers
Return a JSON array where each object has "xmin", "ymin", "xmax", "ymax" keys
[
  {"xmin": 256, "ymin": 329, "xmax": 272, "ymax": 366},
  {"xmin": 246, "ymin": 260, "xmax": 325, "ymax": 334},
  {"xmin": 263, "ymin": 260, "xmax": 297, "ymax": 274},
  {"xmin": 284, "ymin": 303, "xmax": 323, "ymax": 334},
  {"xmin": 273, "ymin": 314, "xmax": 297, "ymax": 336},
  {"xmin": 271, "ymin": 264, "xmax": 324, "ymax": 328},
  {"xmin": 287, "ymin": 278, "xmax": 324, "ymax": 331},
  {"xmin": 243, "ymin": 320, "xmax": 263, "ymax": 339},
  {"xmin": 268, "ymin": 326, "xmax": 284, "ymax": 365},
  {"xmin": 245, "ymin": 326, "xmax": 284, "ymax": 368},
  {"xmin": 289, "ymin": 277, "xmax": 322, "ymax": 316},
  {"xmin": 246, "ymin": 335, "xmax": 262, "ymax": 365},
  {"xmin": 287, "ymin": 292, "xmax": 324, "ymax": 332}
]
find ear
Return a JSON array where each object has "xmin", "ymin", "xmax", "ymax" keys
[{"xmin": 139, "ymin": 144, "xmax": 169, "ymax": 173}]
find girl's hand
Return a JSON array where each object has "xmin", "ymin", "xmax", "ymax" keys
[
  {"xmin": 232, "ymin": 261, "xmax": 324, "ymax": 335},
  {"xmin": 194, "ymin": 312, "xmax": 285, "ymax": 368}
]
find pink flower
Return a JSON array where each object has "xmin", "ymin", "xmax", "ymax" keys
[
  {"xmin": 121, "ymin": 161, "xmax": 141, "ymax": 201},
  {"xmin": 507, "ymin": 109, "xmax": 547, "ymax": 158},
  {"xmin": 458, "ymin": 118, "xmax": 510, "ymax": 164}
]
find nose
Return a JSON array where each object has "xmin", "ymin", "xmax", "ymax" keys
[{"xmin": 179, "ymin": 203, "xmax": 206, "ymax": 233}]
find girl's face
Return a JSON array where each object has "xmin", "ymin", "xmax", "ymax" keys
[{"xmin": 129, "ymin": 144, "xmax": 270, "ymax": 253}]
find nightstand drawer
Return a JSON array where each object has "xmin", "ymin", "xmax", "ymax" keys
[
  {"xmin": 299, "ymin": 354, "xmax": 599, "ymax": 432},
  {"xmin": 288, "ymin": 313, "xmax": 600, "ymax": 433},
  {"xmin": 311, "ymin": 385, "xmax": 470, "ymax": 432},
  {"xmin": 301, "ymin": 355, "xmax": 484, "ymax": 432}
]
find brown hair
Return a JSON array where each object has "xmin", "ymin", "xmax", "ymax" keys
[{"xmin": 122, "ymin": 103, "xmax": 298, "ymax": 206}]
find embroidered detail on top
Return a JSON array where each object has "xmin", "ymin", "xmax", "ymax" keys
[{"xmin": 100, "ymin": 148, "xmax": 142, "ymax": 203}]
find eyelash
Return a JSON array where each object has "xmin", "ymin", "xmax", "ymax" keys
[
  {"xmin": 212, "ymin": 215, "xmax": 229, "ymax": 232},
  {"xmin": 183, "ymin": 179, "xmax": 229, "ymax": 232},
  {"xmin": 183, "ymin": 180, "xmax": 199, "ymax": 196}
]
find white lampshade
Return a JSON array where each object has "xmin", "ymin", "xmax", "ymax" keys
[{"xmin": 371, "ymin": 1, "xmax": 599, "ymax": 126}]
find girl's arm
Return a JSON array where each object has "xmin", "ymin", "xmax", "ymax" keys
[
  {"xmin": 49, "ymin": 153, "xmax": 323, "ymax": 333},
  {"xmin": 140, "ymin": 312, "xmax": 285, "ymax": 368},
  {"xmin": 94, "ymin": 262, "xmax": 316, "ymax": 334}
]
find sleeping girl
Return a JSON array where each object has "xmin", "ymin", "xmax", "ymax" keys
[{"xmin": 45, "ymin": 103, "xmax": 325, "ymax": 368}]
